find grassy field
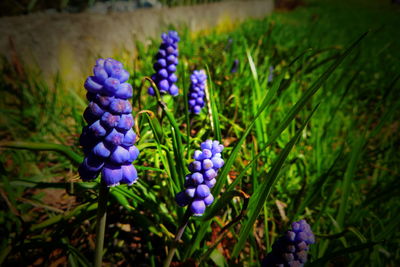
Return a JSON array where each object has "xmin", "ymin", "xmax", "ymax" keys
[{"xmin": 0, "ymin": 0, "xmax": 399, "ymax": 266}]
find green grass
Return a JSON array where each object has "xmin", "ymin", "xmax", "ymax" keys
[{"xmin": 0, "ymin": 0, "xmax": 399, "ymax": 266}]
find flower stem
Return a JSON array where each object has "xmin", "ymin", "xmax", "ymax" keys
[
  {"xmin": 94, "ymin": 182, "xmax": 109, "ymax": 267},
  {"xmin": 163, "ymin": 208, "xmax": 191, "ymax": 267}
]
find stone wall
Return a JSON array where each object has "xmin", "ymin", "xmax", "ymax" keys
[{"xmin": 0, "ymin": 1, "xmax": 273, "ymax": 80}]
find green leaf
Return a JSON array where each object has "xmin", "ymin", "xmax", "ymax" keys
[
  {"xmin": 0, "ymin": 141, "xmax": 82, "ymax": 164},
  {"xmin": 210, "ymin": 249, "xmax": 227, "ymax": 267},
  {"xmin": 110, "ymin": 190, "xmax": 135, "ymax": 211},
  {"xmin": 205, "ymin": 65, "xmax": 222, "ymax": 142},
  {"xmin": 308, "ymin": 241, "xmax": 379, "ymax": 267}
]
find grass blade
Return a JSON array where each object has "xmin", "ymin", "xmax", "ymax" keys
[
  {"xmin": 231, "ymin": 105, "xmax": 318, "ymax": 258},
  {"xmin": 0, "ymin": 141, "xmax": 82, "ymax": 164}
]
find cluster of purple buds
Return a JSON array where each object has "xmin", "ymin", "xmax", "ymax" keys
[
  {"xmin": 175, "ymin": 140, "xmax": 225, "ymax": 216},
  {"xmin": 188, "ymin": 70, "xmax": 207, "ymax": 114},
  {"xmin": 268, "ymin": 65, "xmax": 274, "ymax": 83},
  {"xmin": 262, "ymin": 220, "xmax": 315, "ymax": 267},
  {"xmin": 79, "ymin": 58, "xmax": 139, "ymax": 187},
  {"xmin": 148, "ymin": 31, "xmax": 180, "ymax": 96},
  {"xmin": 230, "ymin": 59, "xmax": 239, "ymax": 73}
]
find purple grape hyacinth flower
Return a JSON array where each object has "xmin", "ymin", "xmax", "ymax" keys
[
  {"xmin": 268, "ymin": 65, "xmax": 274, "ymax": 83},
  {"xmin": 188, "ymin": 70, "xmax": 207, "ymax": 114},
  {"xmin": 262, "ymin": 219, "xmax": 315, "ymax": 267},
  {"xmin": 79, "ymin": 58, "xmax": 139, "ymax": 187},
  {"xmin": 175, "ymin": 139, "xmax": 225, "ymax": 216},
  {"xmin": 148, "ymin": 31, "xmax": 180, "ymax": 96},
  {"xmin": 230, "ymin": 59, "xmax": 239, "ymax": 73}
]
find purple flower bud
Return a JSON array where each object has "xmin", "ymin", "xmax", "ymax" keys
[
  {"xmin": 93, "ymin": 66, "xmax": 108, "ymax": 83},
  {"xmin": 158, "ymin": 69, "xmax": 168, "ymax": 78},
  {"xmin": 109, "ymin": 146, "xmax": 130, "ymax": 164},
  {"xmin": 122, "ymin": 129, "xmax": 136, "ymax": 147},
  {"xmin": 169, "ymin": 73, "xmax": 177, "ymax": 83},
  {"xmin": 189, "ymin": 92, "xmax": 198, "ymax": 99},
  {"xmin": 204, "ymin": 168, "xmax": 217, "ymax": 180},
  {"xmin": 148, "ymin": 87, "xmax": 155, "ymax": 96},
  {"xmin": 211, "ymin": 157, "xmax": 224, "ymax": 169},
  {"xmin": 158, "ymin": 79, "xmax": 169, "ymax": 92},
  {"xmin": 167, "ymin": 64, "xmax": 176, "ymax": 72},
  {"xmin": 169, "ymin": 84, "xmax": 179, "ymax": 96},
  {"xmin": 101, "ymin": 112, "xmax": 120, "ymax": 129},
  {"xmin": 104, "ymin": 58, "xmax": 122, "ymax": 75},
  {"xmin": 157, "ymin": 49, "xmax": 166, "ymax": 58},
  {"xmin": 128, "ymin": 146, "xmax": 139, "ymax": 162},
  {"xmin": 202, "ymin": 159, "xmax": 213, "ymax": 170},
  {"xmin": 185, "ymin": 187, "xmax": 196, "ymax": 198},
  {"xmin": 96, "ymin": 95, "xmax": 114, "ymax": 108},
  {"xmin": 193, "ymin": 150, "xmax": 202, "ymax": 161},
  {"xmin": 189, "ymin": 99, "xmax": 196, "ymax": 107},
  {"xmin": 112, "ymin": 68, "xmax": 130, "ymax": 83},
  {"xmin": 193, "ymin": 106, "xmax": 201, "ymax": 114},
  {"xmin": 195, "ymin": 184, "xmax": 210, "ymax": 198},
  {"xmin": 84, "ymin": 102, "xmax": 105, "ymax": 124},
  {"xmin": 89, "ymin": 120, "xmax": 107, "ymax": 137},
  {"xmin": 95, "ymin": 58, "xmax": 105, "ymax": 67},
  {"xmin": 190, "ymin": 199, "xmax": 206, "ymax": 216},
  {"xmin": 115, "ymin": 83, "xmax": 133, "ymax": 99},
  {"xmin": 93, "ymin": 142, "xmax": 111, "ymax": 158},
  {"xmin": 189, "ymin": 161, "xmax": 202, "ymax": 172},
  {"xmin": 167, "ymin": 55, "xmax": 176, "ymax": 64},
  {"xmin": 202, "ymin": 149, "xmax": 212, "ymax": 159},
  {"xmin": 205, "ymin": 178, "xmax": 216, "ymax": 188},
  {"xmin": 212, "ymin": 141, "xmax": 224, "ymax": 153},
  {"xmin": 120, "ymin": 164, "xmax": 138, "ymax": 185},
  {"xmin": 84, "ymin": 76, "xmax": 103, "ymax": 93},
  {"xmin": 102, "ymin": 164, "xmax": 122, "ymax": 187},
  {"xmin": 103, "ymin": 78, "xmax": 120, "ymax": 95},
  {"xmin": 287, "ymin": 231, "xmax": 296, "ymax": 242},
  {"xmin": 196, "ymin": 98, "xmax": 204, "ymax": 106},
  {"xmin": 109, "ymin": 99, "xmax": 132, "ymax": 114},
  {"xmin": 203, "ymin": 194, "xmax": 214, "ymax": 206},
  {"xmin": 82, "ymin": 155, "xmax": 104, "ymax": 172},
  {"xmin": 190, "ymin": 172, "xmax": 204, "ymax": 184},
  {"xmin": 116, "ymin": 114, "xmax": 134, "ymax": 132},
  {"xmin": 157, "ymin": 58, "xmax": 167, "ymax": 68},
  {"xmin": 104, "ymin": 129, "xmax": 124, "ymax": 146}
]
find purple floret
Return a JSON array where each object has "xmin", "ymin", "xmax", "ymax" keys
[
  {"xmin": 262, "ymin": 219, "xmax": 315, "ymax": 267},
  {"xmin": 188, "ymin": 70, "xmax": 207, "ymax": 114},
  {"xmin": 79, "ymin": 58, "xmax": 139, "ymax": 187},
  {"xmin": 148, "ymin": 31, "xmax": 180, "ymax": 96},
  {"xmin": 175, "ymin": 139, "xmax": 225, "ymax": 216}
]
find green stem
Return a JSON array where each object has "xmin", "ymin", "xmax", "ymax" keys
[
  {"xmin": 94, "ymin": 182, "xmax": 109, "ymax": 267},
  {"xmin": 163, "ymin": 208, "xmax": 191, "ymax": 267}
]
